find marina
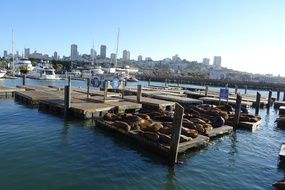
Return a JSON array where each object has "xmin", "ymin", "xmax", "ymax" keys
[{"xmin": 0, "ymin": 77, "xmax": 284, "ymax": 189}]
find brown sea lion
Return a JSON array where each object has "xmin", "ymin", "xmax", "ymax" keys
[
  {"xmin": 142, "ymin": 131, "xmax": 160, "ymax": 142},
  {"xmin": 138, "ymin": 119, "xmax": 153, "ymax": 130},
  {"xmin": 134, "ymin": 113, "xmax": 151, "ymax": 121},
  {"xmin": 158, "ymin": 133, "xmax": 171, "ymax": 144},
  {"xmin": 181, "ymin": 127, "xmax": 199, "ymax": 138},
  {"xmin": 159, "ymin": 126, "xmax": 173, "ymax": 135},
  {"xmin": 203, "ymin": 123, "xmax": 213, "ymax": 133},
  {"xmin": 142, "ymin": 122, "xmax": 163, "ymax": 132},
  {"xmin": 195, "ymin": 123, "xmax": 205, "ymax": 134},
  {"xmin": 103, "ymin": 113, "xmax": 115, "ymax": 121},
  {"xmin": 182, "ymin": 120, "xmax": 196, "ymax": 130},
  {"xmin": 113, "ymin": 121, "xmax": 131, "ymax": 132}
]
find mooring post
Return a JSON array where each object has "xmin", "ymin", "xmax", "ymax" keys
[
  {"xmin": 122, "ymin": 80, "xmax": 125, "ymax": 99},
  {"xmin": 255, "ymin": 92, "xmax": 261, "ymax": 115},
  {"xmin": 235, "ymin": 85, "xmax": 238, "ymax": 94},
  {"xmin": 277, "ymin": 90, "xmax": 280, "ymax": 101},
  {"xmin": 165, "ymin": 79, "xmax": 167, "ymax": 87},
  {"xmin": 64, "ymin": 85, "xmax": 71, "ymax": 118},
  {"xmin": 124, "ymin": 80, "xmax": 127, "ymax": 87},
  {"xmin": 169, "ymin": 103, "xmax": 184, "ymax": 165},
  {"xmin": 283, "ymin": 90, "xmax": 285, "ymax": 101},
  {"xmin": 148, "ymin": 79, "xmax": 151, "ymax": 86},
  {"xmin": 87, "ymin": 78, "xmax": 90, "ymax": 99},
  {"xmin": 205, "ymin": 85, "xmax": 208, "ymax": 96},
  {"xmin": 137, "ymin": 84, "xmax": 142, "ymax": 103},
  {"xmin": 267, "ymin": 90, "xmax": 272, "ymax": 109},
  {"xmin": 68, "ymin": 76, "xmax": 71, "ymax": 86},
  {"xmin": 244, "ymin": 85, "xmax": 247, "ymax": 94},
  {"xmin": 22, "ymin": 74, "xmax": 26, "ymax": 86},
  {"xmin": 104, "ymin": 81, "xmax": 108, "ymax": 101},
  {"xmin": 233, "ymin": 94, "xmax": 242, "ymax": 131}
]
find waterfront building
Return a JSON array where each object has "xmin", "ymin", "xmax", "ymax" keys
[
  {"xmin": 202, "ymin": 58, "xmax": 210, "ymax": 65},
  {"xmin": 24, "ymin": 48, "xmax": 30, "ymax": 58},
  {"xmin": 138, "ymin": 55, "xmax": 143, "ymax": 62},
  {"xmin": 213, "ymin": 56, "xmax": 222, "ymax": 69},
  {"xmin": 71, "ymin": 44, "xmax": 79, "ymax": 61},
  {"xmin": 100, "ymin": 45, "xmax": 107, "ymax": 59}
]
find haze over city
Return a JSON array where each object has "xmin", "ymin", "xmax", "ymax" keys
[{"xmin": 1, "ymin": 0, "xmax": 285, "ymax": 76}]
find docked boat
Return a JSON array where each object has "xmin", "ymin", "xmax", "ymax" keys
[
  {"xmin": 0, "ymin": 69, "xmax": 7, "ymax": 78},
  {"xmin": 14, "ymin": 58, "xmax": 33, "ymax": 74},
  {"xmin": 82, "ymin": 66, "xmax": 105, "ymax": 78},
  {"xmin": 28, "ymin": 62, "xmax": 60, "ymax": 80}
]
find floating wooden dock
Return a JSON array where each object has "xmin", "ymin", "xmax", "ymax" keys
[
  {"xmin": 95, "ymin": 119, "xmax": 210, "ymax": 157},
  {"xmin": 275, "ymin": 101, "xmax": 285, "ymax": 109},
  {"xmin": 199, "ymin": 97, "xmax": 252, "ymax": 107},
  {"xmin": 238, "ymin": 120, "xmax": 262, "ymax": 132},
  {"xmin": 279, "ymin": 142, "xmax": 285, "ymax": 160},
  {"xmin": 123, "ymin": 95, "xmax": 175, "ymax": 111},
  {"xmin": 0, "ymin": 86, "xmax": 25, "ymax": 98},
  {"xmin": 206, "ymin": 126, "xmax": 233, "ymax": 139},
  {"xmin": 148, "ymin": 94, "xmax": 202, "ymax": 107},
  {"xmin": 280, "ymin": 106, "xmax": 285, "ymax": 116}
]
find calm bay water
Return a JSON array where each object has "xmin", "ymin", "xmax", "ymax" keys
[{"xmin": 0, "ymin": 78, "xmax": 284, "ymax": 190}]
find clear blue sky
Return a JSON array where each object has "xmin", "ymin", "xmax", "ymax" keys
[{"xmin": 1, "ymin": 0, "xmax": 285, "ymax": 75}]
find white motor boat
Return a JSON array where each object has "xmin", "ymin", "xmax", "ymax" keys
[
  {"xmin": 82, "ymin": 66, "xmax": 104, "ymax": 78},
  {"xmin": 28, "ymin": 62, "xmax": 59, "ymax": 80},
  {"xmin": 14, "ymin": 58, "xmax": 33, "ymax": 74},
  {"xmin": 0, "ymin": 69, "xmax": 7, "ymax": 78}
]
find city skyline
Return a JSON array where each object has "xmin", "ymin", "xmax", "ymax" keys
[{"xmin": 1, "ymin": 0, "xmax": 285, "ymax": 75}]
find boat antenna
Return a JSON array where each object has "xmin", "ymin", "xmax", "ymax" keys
[
  {"xmin": 12, "ymin": 29, "xmax": 15, "ymax": 75},
  {"xmin": 115, "ymin": 27, "xmax": 120, "ymax": 68},
  {"xmin": 92, "ymin": 39, "xmax": 95, "ymax": 66}
]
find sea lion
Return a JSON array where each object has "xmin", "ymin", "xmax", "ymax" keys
[
  {"xmin": 180, "ymin": 135, "xmax": 192, "ymax": 143},
  {"xmin": 113, "ymin": 121, "xmax": 131, "ymax": 132},
  {"xmin": 188, "ymin": 118, "xmax": 206, "ymax": 124},
  {"xmin": 195, "ymin": 123, "xmax": 205, "ymax": 134},
  {"xmin": 142, "ymin": 131, "xmax": 160, "ymax": 142},
  {"xmin": 103, "ymin": 112, "xmax": 115, "ymax": 121},
  {"xmin": 138, "ymin": 119, "xmax": 153, "ymax": 130},
  {"xmin": 158, "ymin": 133, "xmax": 171, "ymax": 144},
  {"xmin": 203, "ymin": 123, "xmax": 213, "ymax": 133},
  {"xmin": 159, "ymin": 126, "xmax": 173, "ymax": 135},
  {"xmin": 182, "ymin": 120, "xmax": 196, "ymax": 130},
  {"xmin": 212, "ymin": 116, "xmax": 225, "ymax": 128},
  {"xmin": 144, "ymin": 122, "xmax": 163, "ymax": 132},
  {"xmin": 134, "ymin": 113, "xmax": 151, "ymax": 121},
  {"xmin": 181, "ymin": 127, "xmax": 199, "ymax": 138},
  {"xmin": 154, "ymin": 115, "xmax": 173, "ymax": 122}
]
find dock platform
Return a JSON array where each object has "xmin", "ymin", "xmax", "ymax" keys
[
  {"xmin": 206, "ymin": 126, "xmax": 233, "ymax": 139},
  {"xmin": 275, "ymin": 101, "xmax": 285, "ymax": 109},
  {"xmin": 279, "ymin": 142, "xmax": 285, "ymax": 160},
  {"xmin": 123, "ymin": 95, "xmax": 175, "ymax": 111},
  {"xmin": 0, "ymin": 86, "xmax": 25, "ymax": 98}
]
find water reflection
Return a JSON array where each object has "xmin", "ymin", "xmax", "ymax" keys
[{"xmin": 228, "ymin": 132, "xmax": 238, "ymax": 166}]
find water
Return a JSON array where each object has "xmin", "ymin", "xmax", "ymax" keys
[{"xmin": 0, "ymin": 78, "xmax": 284, "ymax": 189}]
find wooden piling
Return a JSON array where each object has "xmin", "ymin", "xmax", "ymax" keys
[
  {"xmin": 148, "ymin": 79, "xmax": 151, "ymax": 86},
  {"xmin": 255, "ymin": 92, "xmax": 261, "ymax": 115},
  {"xmin": 205, "ymin": 85, "xmax": 208, "ymax": 96},
  {"xmin": 233, "ymin": 94, "xmax": 242, "ymax": 131},
  {"xmin": 104, "ymin": 81, "xmax": 108, "ymax": 101},
  {"xmin": 277, "ymin": 90, "xmax": 280, "ymax": 101},
  {"xmin": 68, "ymin": 76, "xmax": 71, "ymax": 86},
  {"xmin": 122, "ymin": 80, "xmax": 125, "ymax": 99},
  {"xmin": 165, "ymin": 79, "xmax": 167, "ymax": 87},
  {"xmin": 22, "ymin": 75, "xmax": 26, "ymax": 86},
  {"xmin": 169, "ymin": 103, "xmax": 184, "ymax": 165},
  {"xmin": 244, "ymin": 85, "xmax": 247, "ymax": 94},
  {"xmin": 137, "ymin": 84, "xmax": 142, "ymax": 103},
  {"xmin": 283, "ymin": 90, "xmax": 285, "ymax": 101},
  {"xmin": 87, "ymin": 78, "xmax": 90, "ymax": 98},
  {"xmin": 235, "ymin": 85, "xmax": 238, "ymax": 94},
  {"xmin": 64, "ymin": 85, "xmax": 71, "ymax": 117},
  {"xmin": 267, "ymin": 90, "xmax": 272, "ymax": 109}
]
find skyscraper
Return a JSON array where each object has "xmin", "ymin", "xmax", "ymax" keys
[
  {"xmin": 24, "ymin": 48, "xmax": 30, "ymax": 58},
  {"xmin": 53, "ymin": 51, "xmax": 58, "ymax": 60},
  {"xmin": 202, "ymin": 58, "xmax": 210, "ymax": 65},
  {"xmin": 71, "ymin": 44, "xmax": 78, "ymax": 61},
  {"xmin": 110, "ymin": 53, "xmax": 116, "ymax": 64},
  {"xmin": 138, "ymin": 55, "xmax": 143, "ymax": 62},
  {"xmin": 100, "ymin": 45, "xmax": 106, "ymax": 59},
  {"xmin": 213, "ymin": 56, "xmax": 222, "ymax": 69},
  {"xmin": 3, "ymin": 50, "xmax": 8, "ymax": 58},
  {"xmin": 122, "ymin": 50, "xmax": 130, "ymax": 61}
]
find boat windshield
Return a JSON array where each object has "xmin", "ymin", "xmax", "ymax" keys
[{"xmin": 45, "ymin": 71, "xmax": 53, "ymax": 75}]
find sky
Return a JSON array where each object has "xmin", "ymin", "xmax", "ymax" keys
[{"xmin": 1, "ymin": 0, "xmax": 285, "ymax": 76}]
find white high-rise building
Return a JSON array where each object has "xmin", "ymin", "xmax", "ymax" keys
[
  {"xmin": 24, "ymin": 48, "xmax": 30, "ymax": 58},
  {"xmin": 100, "ymin": 45, "xmax": 106, "ymax": 59},
  {"xmin": 202, "ymin": 58, "xmax": 210, "ymax": 65},
  {"xmin": 138, "ymin": 55, "xmax": 143, "ymax": 62},
  {"xmin": 71, "ymin": 44, "xmax": 79, "ymax": 61},
  {"xmin": 213, "ymin": 56, "xmax": 222, "ymax": 69},
  {"xmin": 110, "ymin": 53, "xmax": 116, "ymax": 64},
  {"xmin": 122, "ymin": 50, "xmax": 130, "ymax": 61},
  {"xmin": 90, "ymin": 48, "xmax": 97, "ymax": 59}
]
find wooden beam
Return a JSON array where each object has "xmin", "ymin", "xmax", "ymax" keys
[{"xmin": 233, "ymin": 94, "xmax": 242, "ymax": 131}]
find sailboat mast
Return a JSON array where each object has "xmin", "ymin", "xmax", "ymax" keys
[
  {"xmin": 115, "ymin": 28, "xmax": 120, "ymax": 68},
  {"xmin": 92, "ymin": 40, "xmax": 95, "ymax": 66},
  {"xmin": 12, "ymin": 29, "xmax": 15, "ymax": 75}
]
